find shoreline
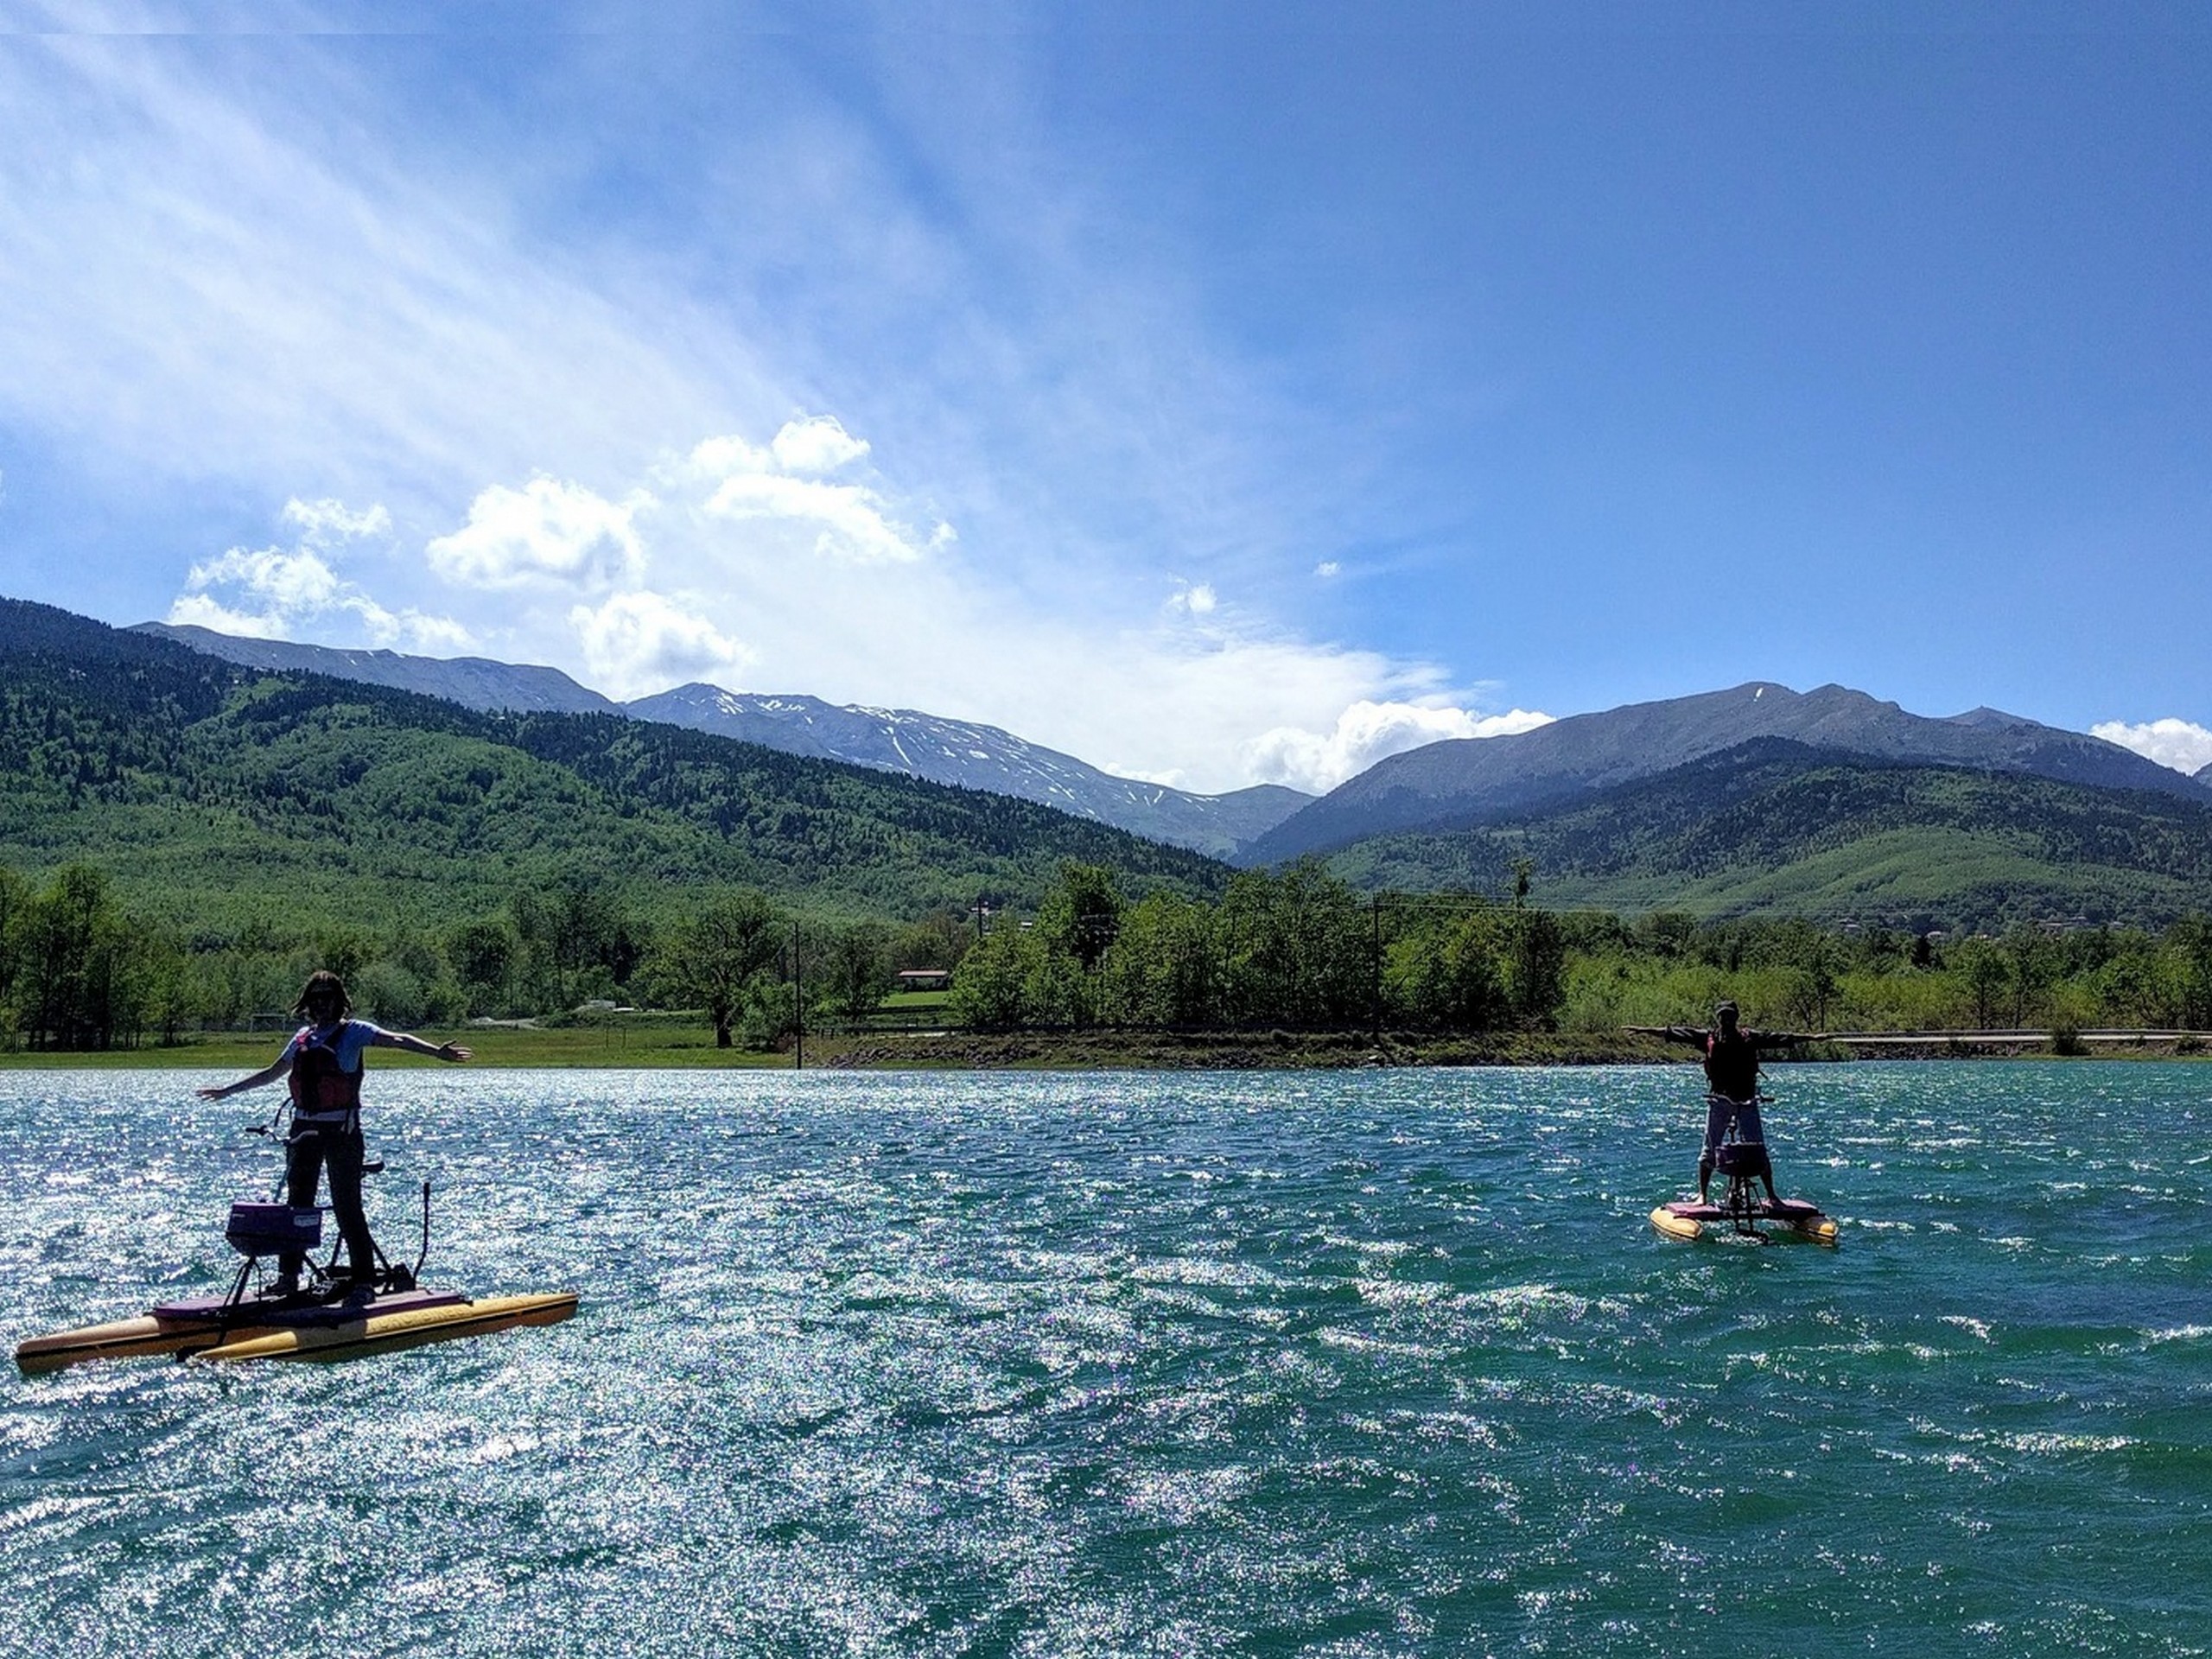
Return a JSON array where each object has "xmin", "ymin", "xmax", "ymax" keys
[{"xmin": 0, "ymin": 1027, "xmax": 2202, "ymax": 1072}]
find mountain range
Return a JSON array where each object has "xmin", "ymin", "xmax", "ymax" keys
[
  {"xmin": 622, "ymin": 684, "xmax": 1308, "ymax": 859},
  {"xmin": 1327, "ymin": 734, "xmax": 2212, "ymax": 928},
  {"xmin": 4, "ymin": 601, "xmax": 1224, "ymax": 931},
  {"xmin": 140, "ymin": 624, "xmax": 1308, "ymax": 859},
  {"xmin": 1240, "ymin": 681, "xmax": 2211, "ymax": 866},
  {"xmin": 114, "ymin": 614, "xmax": 2212, "ymax": 925}
]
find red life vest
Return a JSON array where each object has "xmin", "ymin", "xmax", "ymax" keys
[{"xmin": 288, "ymin": 1024, "xmax": 364, "ymax": 1123}]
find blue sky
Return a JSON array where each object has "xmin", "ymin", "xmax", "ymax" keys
[{"xmin": 1, "ymin": 2, "xmax": 2208, "ymax": 792}]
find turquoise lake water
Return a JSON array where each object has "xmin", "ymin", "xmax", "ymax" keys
[{"xmin": 3, "ymin": 1062, "xmax": 2209, "ymax": 1656}]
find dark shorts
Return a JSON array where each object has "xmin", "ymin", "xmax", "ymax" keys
[{"xmin": 1702, "ymin": 1094, "xmax": 1766, "ymax": 1156}]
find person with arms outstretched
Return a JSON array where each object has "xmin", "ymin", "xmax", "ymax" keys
[
  {"xmin": 1628, "ymin": 1001, "xmax": 1823, "ymax": 1204},
  {"xmin": 198, "ymin": 970, "xmax": 471, "ymax": 1297}
]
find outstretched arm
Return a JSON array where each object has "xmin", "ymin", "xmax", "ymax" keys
[
  {"xmin": 371, "ymin": 1029, "xmax": 473, "ymax": 1063},
  {"xmin": 197, "ymin": 1052, "xmax": 294, "ymax": 1102},
  {"xmin": 1624, "ymin": 1025, "xmax": 1707, "ymax": 1048},
  {"xmin": 1751, "ymin": 1029, "xmax": 1827, "ymax": 1049}
]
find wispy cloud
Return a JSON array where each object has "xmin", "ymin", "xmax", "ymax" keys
[
  {"xmin": 284, "ymin": 497, "xmax": 391, "ymax": 543},
  {"xmin": 1166, "ymin": 582, "xmax": 1218, "ymax": 616},
  {"xmin": 2092, "ymin": 718, "xmax": 2212, "ymax": 777},
  {"xmin": 0, "ymin": 29, "xmax": 771, "ymax": 514},
  {"xmin": 377, "ymin": 416, "xmax": 1537, "ymax": 787},
  {"xmin": 170, "ymin": 495, "xmax": 471, "ymax": 652},
  {"xmin": 10, "ymin": 21, "xmax": 1539, "ymax": 791}
]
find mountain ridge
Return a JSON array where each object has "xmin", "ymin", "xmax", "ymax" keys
[
  {"xmin": 135, "ymin": 622, "xmax": 1309, "ymax": 858},
  {"xmin": 1325, "ymin": 734, "xmax": 2212, "ymax": 928},
  {"xmin": 626, "ymin": 683, "xmax": 1307, "ymax": 859},
  {"xmin": 143, "ymin": 623, "xmax": 623, "ymax": 715},
  {"xmin": 9, "ymin": 599, "xmax": 1228, "ymax": 926},
  {"xmin": 1243, "ymin": 680, "xmax": 2209, "ymax": 865}
]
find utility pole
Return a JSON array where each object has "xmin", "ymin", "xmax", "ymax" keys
[{"xmin": 791, "ymin": 918, "xmax": 804, "ymax": 1071}]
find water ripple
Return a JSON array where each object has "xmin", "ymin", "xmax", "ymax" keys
[{"xmin": 4, "ymin": 1063, "xmax": 2212, "ymax": 1654}]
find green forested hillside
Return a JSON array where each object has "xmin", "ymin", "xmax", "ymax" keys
[
  {"xmin": 0, "ymin": 598, "xmax": 1226, "ymax": 938},
  {"xmin": 1326, "ymin": 739, "xmax": 2212, "ymax": 929},
  {"xmin": 12, "ymin": 596, "xmax": 2212, "ymax": 1049}
]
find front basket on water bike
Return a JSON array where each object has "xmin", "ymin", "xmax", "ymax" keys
[
  {"xmin": 1713, "ymin": 1142, "xmax": 1771, "ymax": 1185},
  {"xmin": 223, "ymin": 1202, "xmax": 321, "ymax": 1260}
]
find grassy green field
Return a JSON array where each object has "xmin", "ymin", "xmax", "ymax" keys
[{"xmin": 0, "ymin": 1023, "xmax": 805, "ymax": 1072}]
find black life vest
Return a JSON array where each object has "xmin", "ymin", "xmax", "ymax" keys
[
  {"xmin": 1703, "ymin": 1029, "xmax": 1759, "ymax": 1101},
  {"xmin": 289, "ymin": 1024, "xmax": 364, "ymax": 1124}
]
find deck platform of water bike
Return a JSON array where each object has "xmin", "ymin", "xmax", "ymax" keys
[
  {"xmin": 16, "ymin": 1286, "xmax": 578, "ymax": 1373},
  {"xmin": 1649, "ymin": 1198, "xmax": 1839, "ymax": 1246}
]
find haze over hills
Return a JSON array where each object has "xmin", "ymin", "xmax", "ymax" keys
[
  {"xmin": 137, "ymin": 622, "xmax": 1309, "ymax": 859},
  {"xmin": 1243, "ymin": 681, "xmax": 2212, "ymax": 867}
]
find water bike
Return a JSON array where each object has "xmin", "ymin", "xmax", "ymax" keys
[
  {"xmin": 16, "ymin": 1107, "xmax": 576, "ymax": 1374},
  {"xmin": 1649, "ymin": 1096, "xmax": 1839, "ymax": 1247}
]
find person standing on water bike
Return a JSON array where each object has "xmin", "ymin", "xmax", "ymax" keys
[
  {"xmin": 198, "ymin": 971, "xmax": 471, "ymax": 1297},
  {"xmin": 1627, "ymin": 1002, "xmax": 1824, "ymax": 1204}
]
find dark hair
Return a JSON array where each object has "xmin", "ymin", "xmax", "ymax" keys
[
  {"xmin": 292, "ymin": 970, "xmax": 353, "ymax": 1020},
  {"xmin": 1713, "ymin": 1001, "xmax": 1739, "ymax": 1021}
]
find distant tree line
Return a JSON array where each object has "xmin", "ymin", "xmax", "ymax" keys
[
  {"xmin": 947, "ymin": 861, "xmax": 1568, "ymax": 1034},
  {"xmin": 5, "ymin": 854, "xmax": 2212, "ymax": 1052},
  {"xmin": 0, "ymin": 859, "xmax": 970, "ymax": 1053},
  {"xmin": 944, "ymin": 860, "xmax": 2212, "ymax": 1039}
]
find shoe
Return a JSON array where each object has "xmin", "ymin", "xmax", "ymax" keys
[{"xmin": 270, "ymin": 1274, "xmax": 301, "ymax": 1299}]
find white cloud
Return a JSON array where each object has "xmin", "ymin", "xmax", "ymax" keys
[
  {"xmin": 155, "ymin": 408, "xmax": 1538, "ymax": 792},
  {"xmin": 701, "ymin": 471, "xmax": 929, "ymax": 564},
  {"xmin": 184, "ymin": 544, "xmax": 347, "ymax": 615},
  {"xmin": 1, "ymin": 34, "xmax": 1538, "ymax": 794},
  {"xmin": 416, "ymin": 423, "xmax": 1533, "ymax": 791},
  {"xmin": 2091, "ymin": 718, "xmax": 2212, "ymax": 777},
  {"xmin": 165, "ymin": 592, "xmax": 294, "ymax": 640},
  {"xmin": 1314, "ymin": 561, "xmax": 1340, "ymax": 578},
  {"xmin": 169, "ymin": 506, "xmax": 471, "ymax": 654},
  {"xmin": 685, "ymin": 435, "xmax": 774, "ymax": 479},
  {"xmin": 569, "ymin": 590, "xmax": 753, "ymax": 702},
  {"xmin": 283, "ymin": 496, "xmax": 391, "ymax": 544},
  {"xmin": 678, "ymin": 419, "xmax": 939, "ymax": 565},
  {"xmin": 1167, "ymin": 582, "xmax": 1218, "ymax": 616},
  {"xmin": 476, "ymin": 422, "xmax": 1496, "ymax": 791},
  {"xmin": 1243, "ymin": 700, "xmax": 1554, "ymax": 795},
  {"xmin": 394, "ymin": 612, "xmax": 476, "ymax": 654},
  {"xmin": 425, "ymin": 477, "xmax": 649, "ymax": 592},
  {"xmin": 770, "ymin": 415, "xmax": 869, "ymax": 475}
]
